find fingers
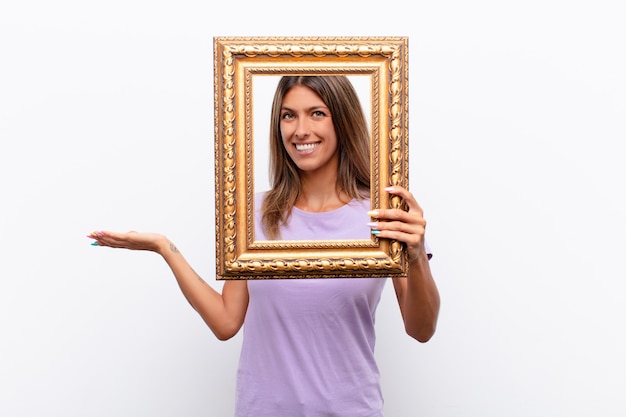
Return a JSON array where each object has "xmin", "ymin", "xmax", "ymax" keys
[
  {"xmin": 87, "ymin": 230, "xmax": 165, "ymax": 253},
  {"xmin": 87, "ymin": 230, "xmax": 105, "ymax": 246},
  {"xmin": 87, "ymin": 230, "xmax": 138, "ymax": 249},
  {"xmin": 368, "ymin": 210, "xmax": 426, "ymax": 246},
  {"xmin": 383, "ymin": 185, "xmax": 423, "ymax": 216},
  {"xmin": 368, "ymin": 186, "xmax": 426, "ymax": 249},
  {"xmin": 369, "ymin": 186, "xmax": 425, "ymax": 224}
]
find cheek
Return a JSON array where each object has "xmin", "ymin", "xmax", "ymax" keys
[
  {"xmin": 323, "ymin": 122, "xmax": 337, "ymax": 142},
  {"xmin": 281, "ymin": 137, "xmax": 293, "ymax": 156},
  {"xmin": 280, "ymin": 125, "xmax": 295, "ymax": 145},
  {"xmin": 278, "ymin": 125, "xmax": 285, "ymax": 142}
]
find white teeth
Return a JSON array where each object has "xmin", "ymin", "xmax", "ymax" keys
[{"xmin": 295, "ymin": 143, "xmax": 319, "ymax": 152}]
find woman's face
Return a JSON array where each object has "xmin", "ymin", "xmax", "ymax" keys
[{"xmin": 279, "ymin": 85, "xmax": 339, "ymax": 176}]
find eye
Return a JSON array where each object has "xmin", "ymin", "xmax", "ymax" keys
[
  {"xmin": 312, "ymin": 110, "xmax": 328, "ymax": 118},
  {"xmin": 281, "ymin": 112, "xmax": 295, "ymax": 120}
]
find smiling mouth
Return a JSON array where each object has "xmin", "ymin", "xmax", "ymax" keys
[{"xmin": 294, "ymin": 142, "xmax": 320, "ymax": 153}]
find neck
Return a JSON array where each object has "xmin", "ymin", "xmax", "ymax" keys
[{"xmin": 297, "ymin": 169, "xmax": 348, "ymax": 212}]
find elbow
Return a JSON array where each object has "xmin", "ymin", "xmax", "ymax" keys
[
  {"xmin": 211, "ymin": 321, "xmax": 243, "ymax": 341},
  {"xmin": 404, "ymin": 295, "xmax": 440, "ymax": 343},
  {"xmin": 215, "ymin": 331, "xmax": 236, "ymax": 341},
  {"xmin": 405, "ymin": 319, "xmax": 438, "ymax": 343},
  {"xmin": 213, "ymin": 328, "xmax": 238, "ymax": 341},
  {"xmin": 398, "ymin": 271, "xmax": 440, "ymax": 343},
  {"xmin": 195, "ymin": 306, "xmax": 244, "ymax": 341}
]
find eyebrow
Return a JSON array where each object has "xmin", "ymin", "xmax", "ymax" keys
[{"xmin": 280, "ymin": 105, "xmax": 330, "ymax": 113}]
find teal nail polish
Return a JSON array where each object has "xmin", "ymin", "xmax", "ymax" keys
[
  {"xmin": 90, "ymin": 242, "xmax": 100, "ymax": 246},
  {"xmin": 371, "ymin": 230, "xmax": 380, "ymax": 236}
]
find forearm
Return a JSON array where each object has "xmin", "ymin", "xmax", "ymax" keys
[
  {"xmin": 394, "ymin": 249, "xmax": 440, "ymax": 342},
  {"xmin": 156, "ymin": 238, "xmax": 248, "ymax": 340}
]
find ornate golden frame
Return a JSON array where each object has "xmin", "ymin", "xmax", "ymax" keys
[{"xmin": 214, "ymin": 36, "xmax": 409, "ymax": 279}]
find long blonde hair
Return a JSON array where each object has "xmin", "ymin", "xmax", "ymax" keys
[{"xmin": 261, "ymin": 76, "xmax": 371, "ymax": 239}]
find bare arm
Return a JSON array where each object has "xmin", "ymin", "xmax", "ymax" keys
[
  {"xmin": 88, "ymin": 231, "xmax": 249, "ymax": 340},
  {"xmin": 369, "ymin": 187, "xmax": 440, "ymax": 342}
]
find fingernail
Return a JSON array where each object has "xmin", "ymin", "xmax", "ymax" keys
[
  {"xmin": 371, "ymin": 230, "xmax": 380, "ymax": 236},
  {"xmin": 367, "ymin": 210, "xmax": 379, "ymax": 217},
  {"xmin": 90, "ymin": 242, "xmax": 100, "ymax": 246},
  {"xmin": 366, "ymin": 222, "xmax": 378, "ymax": 228},
  {"xmin": 384, "ymin": 186, "xmax": 394, "ymax": 191},
  {"xmin": 96, "ymin": 231, "xmax": 104, "ymax": 236}
]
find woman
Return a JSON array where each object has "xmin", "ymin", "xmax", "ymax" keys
[{"xmin": 88, "ymin": 76, "xmax": 440, "ymax": 417}]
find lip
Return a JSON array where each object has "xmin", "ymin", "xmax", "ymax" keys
[{"xmin": 294, "ymin": 142, "xmax": 320, "ymax": 153}]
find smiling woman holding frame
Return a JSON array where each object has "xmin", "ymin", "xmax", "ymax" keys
[{"xmin": 88, "ymin": 37, "xmax": 440, "ymax": 417}]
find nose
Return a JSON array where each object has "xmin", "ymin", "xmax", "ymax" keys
[{"xmin": 294, "ymin": 117, "xmax": 310, "ymax": 139}]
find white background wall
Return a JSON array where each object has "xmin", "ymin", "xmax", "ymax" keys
[{"xmin": 1, "ymin": 1, "xmax": 625, "ymax": 416}]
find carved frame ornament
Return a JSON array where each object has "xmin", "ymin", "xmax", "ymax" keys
[{"xmin": 214, "ymin": 36, "xmax": 409, "ymax": 279}]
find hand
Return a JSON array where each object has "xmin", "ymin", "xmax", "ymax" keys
[
  {"xmin": 87, "ymin": 230, "xmax": 170, "ymax": 254},
  {"xmin": 368, "ymin": 186, "xmax": 427, "ymax": 262}
]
